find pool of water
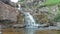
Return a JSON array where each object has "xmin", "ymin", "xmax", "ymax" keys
[
  {"xmin": 1, "ymin": 27, "xmax": 60, "ymax": 34},
  {"xmin": 0, "ymin": 25, "xmax": 60, "ymax": 34}
]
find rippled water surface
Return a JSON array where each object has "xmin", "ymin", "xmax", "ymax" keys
[{"xmin": 2, "ymin": 28, "xmax": 60, "ymax": 34}]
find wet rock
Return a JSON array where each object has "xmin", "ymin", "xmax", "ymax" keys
[{"xmin": 11, "ymin": 24, "xmax": 25, "ymax": 28}]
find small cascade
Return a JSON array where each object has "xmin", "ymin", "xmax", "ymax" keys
[
  {"xmin": 24, "ymin": 12, "xmax": 40, "ymax": 28},
  {"xmin": 11, "ymin": 0, "xmax": 18, "ymax": 3}
]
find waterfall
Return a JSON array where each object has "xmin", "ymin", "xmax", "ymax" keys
[
  {"xmin": 10, "ymin": 0, "xmax": 18, "ymax": 3},
  {"xmin": 24, "ymin": 12, "xmax": 40, "ymax": 28}
]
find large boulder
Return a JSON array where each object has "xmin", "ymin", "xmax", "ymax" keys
[{"xmin": 0, "ymin": 1, "xmax": 19, "ymax": 22}]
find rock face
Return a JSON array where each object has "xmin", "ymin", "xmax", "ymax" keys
[
  {"xmin": 0, "ymin": 0, "xmax": 18, "ymax": 7},
  {"xmin": 0, "ymin": 0, "xmax": 10, "ymax": 4},
  {"xmin": 0, "ymin": 1, "xmax": 19, "ymax": 22},
  {"xmin": 19, "ymin": 0, "xmax": 59, "ymax": 25}
]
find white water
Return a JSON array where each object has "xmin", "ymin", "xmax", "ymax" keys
[
  {"xmin": 24, "ymin": 12, "xmax": 40, "ymax": 28},
  {"xmin": 10, "ymin": 0, "xmax": 18, "ymax": 3}
]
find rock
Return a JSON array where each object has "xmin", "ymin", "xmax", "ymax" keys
[
  {"xmin": 0, "ymin": 1, "xmax": 19, "ymax": 22},
  {"xmin": 11, "ymin": 24, "xmax": 26, "ymax": 28},
  {"xmin": 0, "ymin": 0, "xmax": 18, "ymax": 8}
]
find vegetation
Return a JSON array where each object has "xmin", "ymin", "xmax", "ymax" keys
[{"xmin": 17, "ymin": 0, "xmax": 60, "ymax": 23}]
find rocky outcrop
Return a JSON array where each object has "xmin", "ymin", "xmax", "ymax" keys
[
  {"xmin": 19, "ymin": 0, "xmax": 59, "ymax": 25},
  {"xmin": 0, "ymin": 1, "xmax": 19, "ymax": 22}
]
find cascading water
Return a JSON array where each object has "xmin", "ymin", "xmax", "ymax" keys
[
  {"xmin": 11, "ymin": 0, "xmax": 18, "ymax": 3},
  {"xmin": 24, "ymin": 12, "xmax": 40, "ymax": 28}
]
